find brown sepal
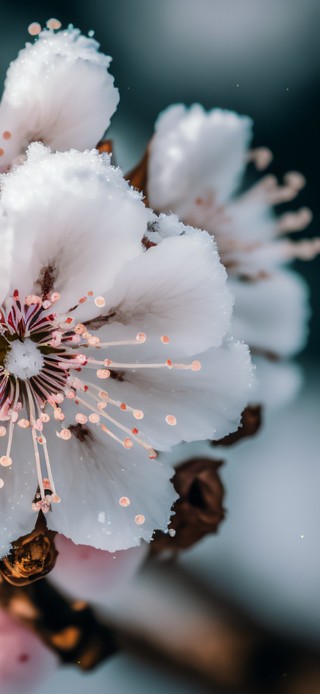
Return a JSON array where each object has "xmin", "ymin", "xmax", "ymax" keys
[
  {"xmin": 0, "ymin": 577, "xmax": 118, "ymax": 670},
  {"xmin": 151, "ymin": 457, "xmax": 225, "ymax": 553},
  {"xmin": 96, "ymin": 139, "xmax": 114, "ymax": 161},
  {"xmin": 0, "ymin": 512, "xmax": 58, "ymax": 586},
  {"xmin": 141, "ymin": 235, "xmax": 157, "ymax": 250},
  {"xmin": 212, "ymin": 405, "xmax": 262, "ymax": 447},
  {"xmin": 125, "ymin": 148, "xmax": 149, "ymax": 204}
]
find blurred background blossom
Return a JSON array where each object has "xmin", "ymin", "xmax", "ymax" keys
[{"xmin": 0, "ymin": 1, "xmax": 319, "ymax": 692}]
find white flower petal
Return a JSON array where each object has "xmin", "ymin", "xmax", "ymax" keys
[
  {"xmin": 0, "ymin": 145, "xmax": 149, "ymax": 317},
  {"xmin": 46, "ymin": 425, "xmax": 177, "ymax": 551},
  {"xmin": 103, "ymin": 339, "xmax": 254, "ymax": 448},
  {"xmin": 252, "ymin": 356, "xmax": 303, "ymax": 409},
  {"xmin": 0, "ymin": 27, "xmax": 119, "ymax": 169},
  {"xmin": 106, "ymin": 219, "xmax": 233, "ymax": 356},
  {"xmin": 0, "ymin": 428, "xmax": 37, "ymax": 558},
  {"xmin": 148, "ymin": 104, "xmax": 252, "ymax": 214},
  {"xmin": 0, "ymin": 215, "xmax": 13, "ymax": 305},
  {"xmin": 230, "ymin": 270, "xmax": 309, "ymax": 357}
]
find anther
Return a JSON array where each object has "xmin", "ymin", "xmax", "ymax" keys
[
  {"xmin": 53, "ymin": 408, "xmax": 65, "ymax": 422},
  {"xmin": 59, "ymin": 429, "xmax": 72, "ymax": 440},
  {"xmin": 89, "ymin": 413, "xmax": 100, "ymax": 424},
  {"xmin": 46, "ymin": 18, "xmax": 62, "ymax": 30},
  {"xmin": 0, "ymin": 456, "xmax": 12, "ymax": 467},
  {"xmin": 74, "ymin": 323, "xmax": 85, "ymax": 335},
  {"xmin": 17, "ymin": 419, "xmax": 30, "ymax": 428},
  {"xmin": 28, "ymin": 22, "xmax": 42, "ymax": 36},
  {"xmin": 88, "ymin": 336, "xmax": 100, "ymax": 346},
  {"xmin": 51, "ymin": 494, "xmax": 61, "ymax": 503},
  {"xmin": 135, "ymin": 514, "xmax": 145, "ymax": 525},
  {"xmin": 123, "ymin": 438, "xmax": 133, "ymax": 449},
  {"xmin": 75, "ymin": 413, "xmax": 88, "ymax": 424},
  {"xmin": 97, "ymin": 369, "xmax": 110, "ymax": 379},
  {"xmin": 119, "ymin": 496, "xmax": 130, "ymax": 507},
  {"xmin": 133, "ymin": 410, "xmax": 144, "ymax": 420},
  {"xmin": 94, "ymin": 296, "xmax": 106, "ymax": 308},
  {"xmin": 76, "ymin": 354, "xmax": 87, "ymax": 366},
  {"xmin": 165, "ymin": 415, "xmax": 177, "ymax": 426},
  {"xmin": 24, "ymin": 295, "xmax": 40, "ymax": 306}
]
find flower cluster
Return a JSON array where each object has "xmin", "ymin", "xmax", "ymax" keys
[
  {"xmin": 0, "ymin": 16, "xmax": 317, "ymax": 693},
  {"xmin": 139, "ymin": 104, "xmax": 319, "ymax": 404},
  {"xmin": 0, "ymin": 22, "xmax": 254, "ymax": 560}
]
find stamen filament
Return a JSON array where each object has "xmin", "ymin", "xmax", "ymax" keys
[
  {"xmin": 76, "ymin": 395, "xmax": 153, "ymax": 454},
  {"xmin": 26, "ymin": 384, "xmax": 45, "ymax": 500}
]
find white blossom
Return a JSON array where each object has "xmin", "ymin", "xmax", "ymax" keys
[
  {"xmin": 0, "ymin": 25, "xmax": 119, "ymax": 171},
  {"xmin": 147, "ymin": 104, "xmax": 319, "ymax": 363},
  {"xmin": 0, "ymin": 145, "xmax": 253, "ymax": 556}
]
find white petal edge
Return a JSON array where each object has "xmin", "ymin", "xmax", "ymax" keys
[
  {"xmin": 0, "ymin": 27, "xmax": 119, "ymax": 169},
  {"xmin": 100, "ymin": 338, "xmax": 255, "ymax": 448},
  {"xmin": 230, "ymin": 270, "xmax": 310, "ymax": 357},
  {"xmin": 148, "ymin": 104, "xmax": 252, "ymax": 214},
  {"xmin": 0, "ymin": 426, "xmax": 37, "ymax": 559},
  {"xmin": 46, "ymin": 424, "xmax": 177, "ymax": 552},
  {"xmin": 106, "ymin": 218, "xmax": 234, "ymax": 356},
  {"xmin": 0, "ymin": 145, "xmax": 150, "ymax": 318}
]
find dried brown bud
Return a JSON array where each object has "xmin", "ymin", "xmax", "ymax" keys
[
  {"xmin": 96, "ymin": 139, "xmax": 113, "ymax": 156},
  {"xmin": 125, "ymin": 148, "xmax": 149, "ymax": 203},
  {"xmin": 212, "ymin": 405, "xmax": 262, "ymax": 447},
  {"xmin": 151, "ymin": 457, "xmax": 225, "ymax": 553},
  {"xmin": 0, "ymin": 512, "xmax": 58, "ymax": 586}
]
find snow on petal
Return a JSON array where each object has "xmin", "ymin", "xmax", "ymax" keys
[
  {"xmin": 0, "ymin": 145, "xmax": 150, "ymax": 316},
  {"xmin": 0, "ymin": 214, "xmax": 13, "ymax": 305},
  {"xmin": 148, "ymin": 104, "xmax": 252, "ymax": 214},
  {"xmin": 107, "ymin": 216, "xmax": 233, "ymax": 356},
  {"xmin": 0, "ymin": 26, "xmax": 119, "ymax": 170}
]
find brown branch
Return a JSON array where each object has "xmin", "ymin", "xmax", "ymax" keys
[{"xmin": 0, "ymin": 577, "xmax": 118, "ymax": 670}]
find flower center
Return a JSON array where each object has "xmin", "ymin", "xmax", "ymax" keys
[
  {"xmin": 0, "ymin": 288, "xmax": 201, "ymax": 522},
  {"xmin": 4, "ymin": 338, "xmax": 44, "ymax": 379}
]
